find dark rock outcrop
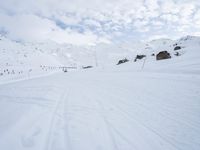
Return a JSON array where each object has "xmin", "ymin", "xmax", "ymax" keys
[
  {"xmin": 117, "ymin": 58, "xmax": 129, "ymax": 65},
  {"xmin": 156, "ymin": 51, "xmax": 171, "ymax": 60},
  {"xmin": 134, "ymin": 55, "xmax": 146, "ymax": 62},
  {"xmin": 174, "ymin": 46, "xmax": 181, "ymax": 51}
]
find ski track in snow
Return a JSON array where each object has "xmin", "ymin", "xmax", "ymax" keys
[{"xmin": 0, "ymin": 71, "xmax": 200, "ymax": 150}]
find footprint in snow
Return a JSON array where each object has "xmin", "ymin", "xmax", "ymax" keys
[{"xmin": 21, "ymin": 127, "xmax": 41, "ymax": 147}]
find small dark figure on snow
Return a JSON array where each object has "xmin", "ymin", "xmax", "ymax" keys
[
  {"xmin": 82, "ymin": 66, "xmax": 93, "ymax": 69},
  {"xmin": 174, "ymin": 52, "xmax": 181, "ymax": 56},
  {"xmin": 63, "ymin": 67, "xmax": 68, "ymax": 72}
]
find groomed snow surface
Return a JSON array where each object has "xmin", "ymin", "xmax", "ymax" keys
[
  {"xmin": 0, "ymin": 36, "xmax": 200, "ymax": 150},
  {"xmin": 0, "ymin": 60, "xmax": 200, "ymax": 150}
]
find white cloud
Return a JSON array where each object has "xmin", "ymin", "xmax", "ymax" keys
[
  {"xmin": 193, "ymin": 10, "xmax": 200, "ymax": 27},
  {"xmin": 160, "ymin": 0, "xmax": 179, "ymax": 14},
  {"xmin": 134, "ymin": 19, "xmax": 149, "ymax": 28},
  {"xmin": 145, "ymin": 0, "xmax": 159, "ymax": 11},
  {"xmin": 0, "ymin": 0, "xmax": 200, "ymax": 44},
  {"xmin": 83, "ymin": 19, "xmax": 101, "ymax": 28},
  {"xmin": 0, "ymin": 13, "xmax": 110, "ymax": 45},
  {"xmin": 0, "ymin": 13, "xmax": 56, "ymax": 41},
  {"xmin": 147, "ymin": 34, "xmax": 170, "ymax": 41},
  {"xmin": 151, "ymin": 21, "xmax": 164, "ymax": 26},
  {"xmin": 55, "ymin": 14, "xmax": 81, "ymax": 26},
  {"xmin": 48, "ymin": 29, "xmax": 110, "ymax": 45},
  {"xmin": 161, "ymin": 14, "xmax": 179, "ymax": 22}
]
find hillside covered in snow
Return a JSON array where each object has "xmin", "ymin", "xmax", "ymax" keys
[
  {"xmin": 0, "ymin": 32, "xmax": 200, "ymax": 150},
  {"xmin": 0, "ymin": 35, "xmax": 200, "ymax": 150},
  {"xmin": 1, "ymin": 35, "xmax": 200, "ymax": 83}
]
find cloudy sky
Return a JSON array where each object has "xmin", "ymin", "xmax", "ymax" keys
[{"xmin": 0, "ymin": 0, "xmax": 200, "ymax": 45}]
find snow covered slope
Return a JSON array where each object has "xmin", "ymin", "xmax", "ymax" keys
[
  {"xmin": 0, "ymin": 36, "xmax": 134, "ymax": 83},
  {"xmin": 1, "ymin": 35, "xmax": 200, "ymax": 84},
  {"xmin": 0, "ymin": 36, "xmax": 63, "ymax": 83},
  {"xmin": 0, "ymin": 35, "xmax": 200, "ymax": 150},
  {"xmin": 0, "ymin": 55, "xmax": 200, "ymax": 150},
  {"xmin": 113, "ymin": 36, "xmax": 200, "ymax": 74}
]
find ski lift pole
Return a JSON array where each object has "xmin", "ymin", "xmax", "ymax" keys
[
  {"xmin": 94, "ymin": 50, "xmax": 98, "ymax": 67},
  {"xmin": 141, "ymin": 57, "xmax": 146, "ymax": 69}
]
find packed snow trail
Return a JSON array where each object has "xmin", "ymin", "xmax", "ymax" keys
[{"xmin": 0, "ymin": 70, "xmax": 200, "ymax": 150}]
